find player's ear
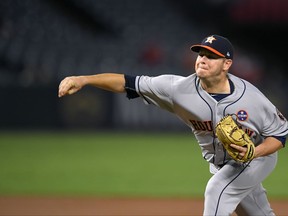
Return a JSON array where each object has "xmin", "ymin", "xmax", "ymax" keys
[{"xmin": 223, "ymin": 59, "xmax": 232, "ymax": 71}]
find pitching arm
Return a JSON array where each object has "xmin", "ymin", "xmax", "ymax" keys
[
  {"xmin": 58, "ymin": 73, "xmax": 125, "ymax": 97},
  {"xmin": 231, "ymin": 136, "xmax": 284, "ymax": 159}
]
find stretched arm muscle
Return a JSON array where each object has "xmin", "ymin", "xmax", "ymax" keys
[{"xmin": 58, "ymin": 73, "xmax": 125, "ymax": 97}]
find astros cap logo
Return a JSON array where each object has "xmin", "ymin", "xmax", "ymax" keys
[{"xmin": 205, "ymin": 36, "xmax": 216, "ymax": 44}]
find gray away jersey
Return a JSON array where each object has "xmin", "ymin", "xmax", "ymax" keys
[{"xmin": 134, "ymin": 73, "xmax": 288, "ymax": 166}]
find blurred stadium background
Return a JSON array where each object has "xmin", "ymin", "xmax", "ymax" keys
[
  {"xmin": 0, "ymin": 0, "xmax": 288, "ymax": 131},
  {"xmin": 1, "ymin": 2, "xmax": 288, "ymax": 214}
]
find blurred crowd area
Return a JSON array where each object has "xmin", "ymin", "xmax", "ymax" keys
[{"xmin": 1, "ymin": 0, "xmax": 288, "ymax": 130}]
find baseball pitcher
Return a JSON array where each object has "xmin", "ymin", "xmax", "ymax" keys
[{"xmin": 58, "ymin": 35, "xmax": 288, "ymax": 215}]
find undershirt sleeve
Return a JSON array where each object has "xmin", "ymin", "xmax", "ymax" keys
[
  {"xmin": 124, "ymin": 74, "xmax": 139, "ymax": 99},
  {"xmin": 271, "ymin": 136, "xmax": 286, "ymax": 147}
]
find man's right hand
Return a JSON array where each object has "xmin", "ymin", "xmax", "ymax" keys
[{"xmin": 58, "ymin": 76, "xmax": 84, "ymax": 98}]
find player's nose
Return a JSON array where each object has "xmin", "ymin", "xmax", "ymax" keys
[{"xmin": 198, "ymin": 55, "xmax": 208, "ymax": 63}]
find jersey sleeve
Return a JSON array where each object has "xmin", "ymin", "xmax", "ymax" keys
[
  {"xmin": 135, "ymin": 75, "xmax": 175, "ymax": 113},
  {"xmin": 261, "ymin": 99, "xmax": 288, "ymax": 142}
]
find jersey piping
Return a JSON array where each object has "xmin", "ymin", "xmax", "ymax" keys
[
  {"xmin": 223, "ymin": 78, "xmax": 246, "ymax": 116},
  {"xmin": 195, "ymin": 77, "xmax": 217, "ymax": 164},
  {"xmin": 214, "ymin": 161, "xmax": 252, "ymax": 216}
]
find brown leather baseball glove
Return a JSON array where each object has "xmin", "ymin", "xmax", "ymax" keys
[{"xmin": 215, "ymin": 115, "xmax": 255, "ymax": 163}]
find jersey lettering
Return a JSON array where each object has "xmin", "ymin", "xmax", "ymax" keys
[
  {"xmin": 190, "ymin": 119, "xmax": 255, "ymax": 137},
  {"xmin": 189, "ymin": 120, "xmax": 213, "ymax": 131},
  {"xmin": 245, "ymin": 128, "xmax": 254, "ymax": 137},
  {"xmin": 239, "ymin": 125, "xmax": 255, "ymax": 137}
]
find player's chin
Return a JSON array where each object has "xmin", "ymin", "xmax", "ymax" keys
[{"xmin": 195, "ymin": 69, "xmax": 209, "ymax": 78}]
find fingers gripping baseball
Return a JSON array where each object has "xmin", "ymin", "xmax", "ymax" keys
[{"xmin": 58, "ymin": 76, "xmax": 83, "ymax": 97}]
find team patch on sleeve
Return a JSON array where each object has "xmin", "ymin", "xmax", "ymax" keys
[{"xmin": 277, "ymin": 108, "xmax": 287, "ymax": 121}]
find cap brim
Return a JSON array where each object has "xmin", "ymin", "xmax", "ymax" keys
[{"xmin": 190, "ymin": 45, "xmax": 225, "ymax": 58}]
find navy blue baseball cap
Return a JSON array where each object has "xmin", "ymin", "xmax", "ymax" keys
[{"xmin": 191, "ymin": 35, "xmax": 234, "ymax": 59}]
